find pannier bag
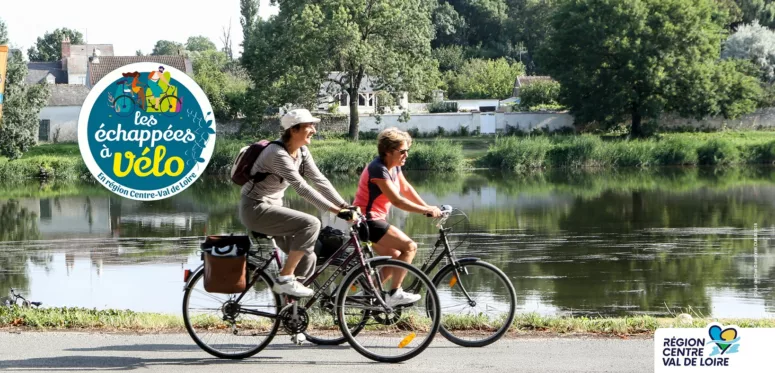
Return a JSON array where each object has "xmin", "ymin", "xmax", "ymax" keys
[{"xmin": 201, "ymin": 235, "xmax": 251, "ymax": 294}]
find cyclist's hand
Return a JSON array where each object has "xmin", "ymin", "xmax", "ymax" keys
[
  {"xmin": 424, "ymin": 206, "xmax": 442, "ymax": 218},
  {"xmin": 337, "ymin": 208, "xmax": 358, "ymax": 221}
]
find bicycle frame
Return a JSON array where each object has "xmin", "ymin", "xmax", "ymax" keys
[{"xmin": 211, "ymin": 216, "xmax": 394, "ymax": 320}]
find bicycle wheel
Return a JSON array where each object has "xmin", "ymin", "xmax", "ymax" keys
[
  {"xmin": 114, "ymin": 95, "xmax": 135, "ymax": 117},
  {"xmin": 432, "ymin": 260, "xmax": 516, "ymax": 347},
  {"xmin": 160, "ymin": 95, "xmax": 180, "ymax": 116},
  {"xmin": 183, "ymin": 266, "xmax": 281, "ymax": 359},
  {"xmin": 336, "ymin": 259, "xmax": 441, "ymax": 363}
]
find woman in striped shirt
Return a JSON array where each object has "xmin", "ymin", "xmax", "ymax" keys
[{"xmin": 239, "ymin": 109, "xmax": 355, "ymax": 298}]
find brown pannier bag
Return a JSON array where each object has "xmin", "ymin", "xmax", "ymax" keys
[{"xmin": 201, "ymin": 235, "xmax": 251, "ymax": 294}]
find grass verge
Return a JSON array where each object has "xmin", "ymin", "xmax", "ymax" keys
[{"xmin": 3, "ymin": 307, "xmax": 773, "ymax": 335}]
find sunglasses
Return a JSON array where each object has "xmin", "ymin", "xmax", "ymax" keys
[{"xmin": 397, "ymin": 148, "xmax": 410, "ymax": 155}]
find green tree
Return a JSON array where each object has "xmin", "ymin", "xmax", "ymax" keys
[
  {"xmin": 26, "ymin": 28, "xmax": 84, "ymax": 62},
  {"xmin": 151, "ymin": 40, "xmax": 185, "ymax": 55},
  {"xmin": 736, "ymin": 0, "xmax": 775, "ymax": 27},
  {"xmin": 446, "ymin": 58, "xmax": 524, "ymax": 99},
  {"xmin": 192, "ymin": 50, "xmax": 249, "ymax": 121},
  {"xmin": 186, "ymin": 36, "xmax": 217, "ymax": 52},
  {"xmin": 245, "ymin": 0, "xmax": 439, "ymax": 140},
  {"xmin": 539, "ymin": 0, "xmax": 761, "ymax": 137},
  {"xmin": 518, "ymin": 80, "xmax": 563, "ymax": 111},
  {"xmin": 135, "ymin": 50, "xmax": 144, "ymax": 56},
  {"xmin": 508, "ymin": 0, "xmax": 559, "ymax": 74},
  {"xmin": 0, "ymin": 20, "xmax": 50, "ymax": 159}
]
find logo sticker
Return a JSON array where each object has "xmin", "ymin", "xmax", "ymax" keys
[{"xmin": 78, "ymin": 62, "xmax": 216, "ymax": 201}]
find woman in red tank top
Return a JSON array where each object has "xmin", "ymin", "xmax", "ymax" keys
[{"xmin": 352, "ymin": 128, "xmax": 442, "ymax": 307}]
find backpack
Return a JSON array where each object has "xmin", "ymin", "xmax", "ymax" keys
[
  {"xmin": 314, "ymin": 226, "xmax": 349, "ymax": 260},
  {"xmin": 230, "ymin": 140, "xmax": 306, "ymax": 186}
]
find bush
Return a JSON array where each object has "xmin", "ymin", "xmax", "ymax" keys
[
  {"xmin": 427, "ymin": 101, "xmax": 458, "ymax": 113},
  {"xmin": 403, "ymin": 140, "xmax": 464, "ymax": 171},
  {"xmin": 651, "ymin": 137, "xmax": 699, "ymax": 165},
  {"xmin": 697, "ymin": 139, "xmax": 740, "ymax": 165},
  {"xmin": 519, "ymin": 80, "xmax": 562, "ymax": 111}
]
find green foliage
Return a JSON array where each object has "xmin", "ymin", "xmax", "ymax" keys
[
  {"xmin": 375, "ymin": 91, "xmax": 395, "ymax": 114},
  {"xmin": 185, "ymin": 36, "xmax": 217, "ymax": 52},
  {"xmin": 427, "ymin": 101, "xmax": 459, "ymax": 113},
  {"xmin": 242, "ymin": 0, "xmax": 439, "ymax": 139},
  {"xmin": 191, "ymin": 50, "xmax": 249, "ymax": 122},
  {"xmin": 404, "ymin": 140, "xmax": 465, "ymax": 171},
  {"xmin": 446, "ymin": 58, "xmax": 525, "ymax": 99},
  {"xmin": 737, "ymin": 0, "xmax": 775, "ymax": 28},
  {"xmin": 432, "ymin": 45, "xmax": 466, "ymax": 72},
  {"xmin": 0, "ymin": 47, "xmax": 50, "ymax": 159},
  {"xmin": 26, "ymin": 28, "xmax": 84, "ymax": 62},
  {"xmin": 151, "ymin": 40, "xmax": 185, "ymax": 56},
  {"xmin": 697, "ymin": 138, "xmax": 740, "ymax": 165},
  {"xmin": 518, "ymin": 80, "xmax": 562, "ymax": 111},
  {"xmin": 539, "ymin": 0, "xmax": 761, "ymax": 137}
]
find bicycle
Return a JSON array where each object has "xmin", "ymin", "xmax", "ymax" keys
[
  {"xmin": 301, "ymin": 205, "xmax": 516, "ymax": 348},
  {"xmin": 395, "ymin": 205, "xmax": 516, "ymax": 347},
  {"xmin": 112, "ymin": 80, "xmax": 181, "ymax": 118},
  {"xmin": 3, "ymin": 288, "xmax": 42, "ymax": 308},
  {"xmin": 181, "ymin": 208, "xmax": 442, "ymax": 363}
]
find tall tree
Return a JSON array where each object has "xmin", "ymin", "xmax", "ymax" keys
[
  {"xmin": 240, "ymin": 0, "xmax": 260, "ymax": 72},
  {"xmin": 186, "ymin": 36, "xmax": 217, "ymax": 52},
  {"xmin": 250, "ymin": 0, "xmax": 439, "ymax": 140},
  {"xmin": 540, "ymin": 0, "xmax": 761, "ymax": 137},
  {"xmin": 151, "ymin": 40, "xmax": 185, "ymax": 55},
  {"xmin": 723, "ymin": 20, "xmax": 775, "ymax": 82},
  {"xmin": 221, "ymin": 20, "xmax": 234, "ymax": 60},
  {"xmin": 0, "ymin": 19, "xmax": 51, "ymax": 158},
  {"xmin": 27, "ymin": 28, "xmax": 84, "ymax": 62}
]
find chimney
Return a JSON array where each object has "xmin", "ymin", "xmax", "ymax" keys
[{"xmin": 61, "ymin": 36, "xmax": 71, "ymax": 58}]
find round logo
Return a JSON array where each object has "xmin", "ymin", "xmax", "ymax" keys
[{"xmin": 78, "ymin": 62, "xmax": 216, "ymax": 201}]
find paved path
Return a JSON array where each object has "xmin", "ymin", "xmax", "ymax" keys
[{"xmin": 0, "ymin": 331, "xmax": 654, "ymax": 372}]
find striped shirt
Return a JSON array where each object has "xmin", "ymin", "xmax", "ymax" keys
[{"xmin": 241, "ymin": 141, "xmax": 347, "ymax": 211}]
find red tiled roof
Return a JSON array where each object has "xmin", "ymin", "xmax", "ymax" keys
[{"xmin": 88, "ymin": 56, "xmax": 192, "ymax": 86}]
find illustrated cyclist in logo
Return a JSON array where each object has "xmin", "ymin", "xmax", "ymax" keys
[{"xmin": 147, "ymin": 66, "xmax": 170, "ymax": 110}]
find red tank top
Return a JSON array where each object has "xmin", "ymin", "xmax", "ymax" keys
[{"xmin": 353, "ymin": 157, "xmax": 401, "ymax": 221}]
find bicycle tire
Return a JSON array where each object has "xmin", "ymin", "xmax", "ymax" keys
[
  {"xmin": 114, "ymin": 95, "xmax": 135, "ymax": 117},
  {"xmin": 304, "ymin": 281, "xmax": 369, "ymax": 346},
  {"xmin": 336, "ymin": 259, "xmax": 441, "ymax": 363},
  {"xmin": 183, "ymin": 267, "xmax": 281, "ymax": 359},
  {"xmin": 432, "ymin": 260, "xmax": 516, "ymax": 347}
]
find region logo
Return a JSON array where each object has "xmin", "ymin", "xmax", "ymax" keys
[
  {"xmin": 707, "ymin": 324, "xmax": 740, "ymax": 356},
  {"xmin": 78, "ymin": 62, "xmax": 216, "ymax": 201},
  {"xmin": 657, "ymin": 322, "xmax": 741, "ymax": 370}
]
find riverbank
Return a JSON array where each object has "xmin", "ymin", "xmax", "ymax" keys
[
  {"xmin": 6, "ymin": 131, "xmax": 775, "ymax": 179},
  {"xmin": 2, "ymin": 306, "xmax": 773, "ymax": 335}
]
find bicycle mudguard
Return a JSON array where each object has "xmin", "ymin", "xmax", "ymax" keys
[
  {"xmin": 183, "ymin": 264, "xmax": 204, "ymax": 290},
  {"xmin": 430, "ymin": 257, "xmax": 481, "ymax": 284}
]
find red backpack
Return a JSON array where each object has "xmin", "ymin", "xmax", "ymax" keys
[{"xmin": 230, "ymin": 140, "xmax": 305, "ymax": 186}]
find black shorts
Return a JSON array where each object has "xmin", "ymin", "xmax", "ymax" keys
[{"xmin": 366, "ymin": 220, "xmax": 391, "ymax": 243}]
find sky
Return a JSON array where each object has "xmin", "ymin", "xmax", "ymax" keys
[{"xmin": 2, "ymin": 0, "xmax": 279, "ymax": 58}]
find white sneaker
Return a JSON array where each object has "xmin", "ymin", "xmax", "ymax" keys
[
  {"xmin": 273, "ymin": 277, "xmax": 314, "ymax": 297},
  {"xmin": 385, "ymin": 288, "xmax": 421, "ymax": 307}
]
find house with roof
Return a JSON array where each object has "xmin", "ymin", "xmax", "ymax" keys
[
  {"xmin": 317, "ymin": 72, "xmax": 409, "ymax": 114},
  {"xmin": 30, "ymin": 38, "xmax": 194, "ymax": 142}
]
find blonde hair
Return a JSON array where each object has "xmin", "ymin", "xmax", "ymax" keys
[{"xmin": 377, "ymin": 127, "xmax": 412, "ymax": 157}]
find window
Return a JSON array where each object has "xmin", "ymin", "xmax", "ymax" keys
[
  {"xmin": 338, "ymin": 93, "xmax": 348, "ymax": 106},
  {"xmin": 358, "ymin": 93, "xmax": 366, "ymax": 106},
  {"xmin": 39, "ymin": 119, "xmax": 50, "ymax": 141},
  {"xmin": 367, "ymin": 94, "xmax": 374, "ymax": 107}
]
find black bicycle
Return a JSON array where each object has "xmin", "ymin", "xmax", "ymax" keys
[
  {"xmin": 404, "ymin": 205, "xmax": 517, "ymax": 347},
  {"xmin": 182, "ymin": 209, "xmax": 441, "ymax": 363},
  {"xmin": 304, "ymin": 205, "xmax": 516, "ymax": 348}
]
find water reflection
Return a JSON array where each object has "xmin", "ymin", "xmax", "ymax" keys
[{"xmin": 0, "ymin": 166, "xmax": 774, "ymax": 317}]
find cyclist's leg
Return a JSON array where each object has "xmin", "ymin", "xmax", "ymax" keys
[
  {"xmin": 239, "ymin": 195, "xmax": 319, "ymax": 296},
  {"xmin": 275, "ymin": 236, "xmax": 317, "ymax": 279},
  {"xmin": 370, "ymin": 222, "xmax": 417, "ymax": 290}
]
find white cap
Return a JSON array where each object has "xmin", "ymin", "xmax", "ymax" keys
[{"xmin": 280, "ymin": 109, "xmax": 321, "ymax": 130}]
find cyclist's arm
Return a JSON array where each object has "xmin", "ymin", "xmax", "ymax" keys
[
  {"xmin": 372, "ymin": 178, "xmax": 431, "ymax": 215},
  {"xmin": 270, "ymin": 148, "xmax": 341, "ymax": 214},
  {"xmin": 397, "ymin": 170, "xmax": 429, "ymax": 207},
  {"xmin": 301, "ymin": 149, "xmax": 349, "ymax": 208}
]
